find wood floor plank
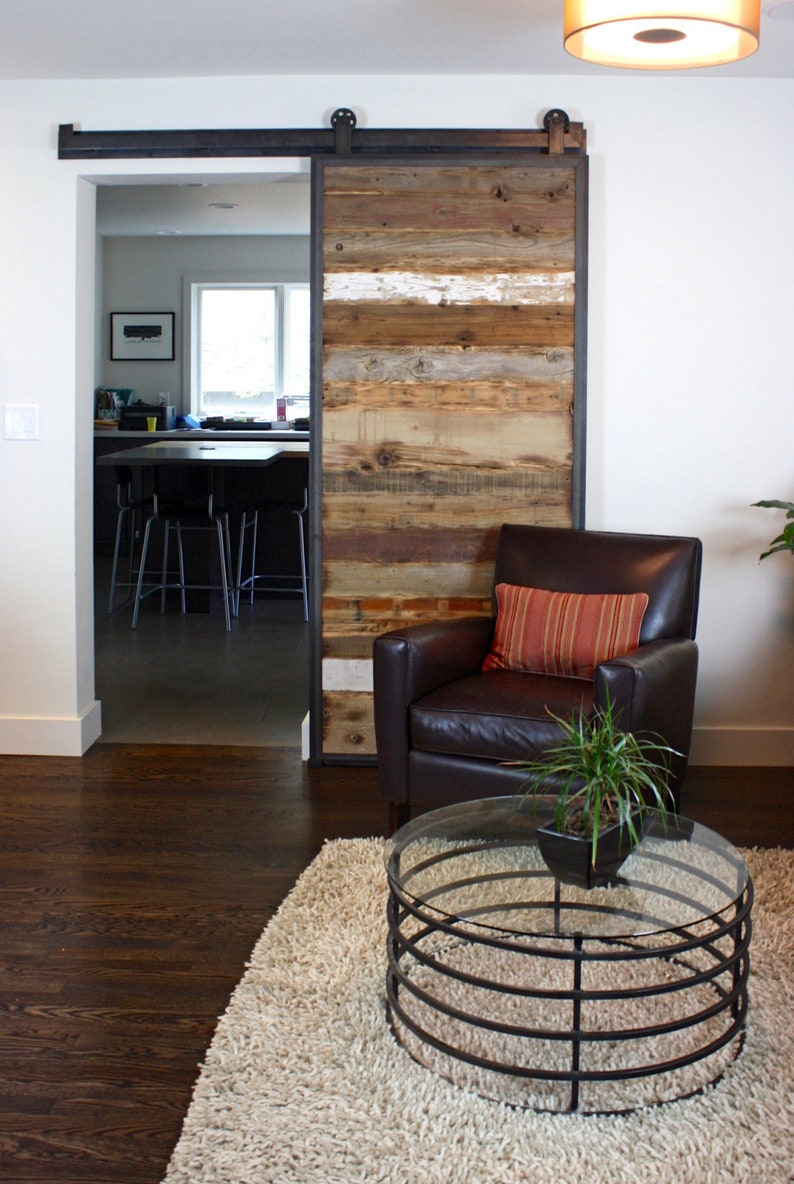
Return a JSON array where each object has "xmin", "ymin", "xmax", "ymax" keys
[{"xmin": 0, "ymin": 743, "xmax": 789, "ymax": 1181}]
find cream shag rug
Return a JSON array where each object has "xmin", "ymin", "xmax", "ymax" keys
[{"xmin": 163, "ymin": 840, "xmax": 794, "ymax": 1184}]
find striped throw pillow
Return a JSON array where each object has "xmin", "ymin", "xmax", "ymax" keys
[{"xmin": 482, "ymin": 584, "xmax": 649, "ymax": 680}]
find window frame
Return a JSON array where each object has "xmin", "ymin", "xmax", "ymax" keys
[{"xmin": 183, "ymin": 273, "xmax": 310, "ymax": 421}]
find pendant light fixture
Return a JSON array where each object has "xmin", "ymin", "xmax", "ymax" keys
[{"xmin": 563, "ymin": 0, "xmax": 761, "ymax": 68}]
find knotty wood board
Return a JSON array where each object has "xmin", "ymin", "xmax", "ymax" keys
[{"xmin": 319, "ymin": 158, "xmax": 585, "ymax": 757}]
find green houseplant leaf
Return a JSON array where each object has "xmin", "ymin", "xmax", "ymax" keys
[
  {"xmin": 512, "ymin": 691, "xmax": 679, "ymax": 869},
  {"xmin": 752, "ymin": 499, "xmax": 794, "ymax": 560}
]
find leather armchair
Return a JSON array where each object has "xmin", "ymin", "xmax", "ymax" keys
[{"xmin": 373, "ymin": 524, "xmax": 703, "ymax": 831}]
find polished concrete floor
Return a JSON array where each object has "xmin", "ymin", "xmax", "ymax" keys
[{"xmin": 94, "ymin": 558, "xmax": 309, "ymax": 745}]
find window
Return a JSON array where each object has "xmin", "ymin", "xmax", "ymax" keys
[{"xmin": 190, "ymin": 282, "xmax": 310, "ymax": 421}]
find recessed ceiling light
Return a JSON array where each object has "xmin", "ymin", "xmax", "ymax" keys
[{"xmin": 155, "ymin": 229, "xmax": 179, "ymax": 236}]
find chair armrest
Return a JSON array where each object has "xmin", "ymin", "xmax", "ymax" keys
[
  {"xmin": 373, "ymin": 617, "xmax": 494, "ymax": 804},
  {"xmin": 595, "ymin": 637, "xmax": 699, "ymax": 792}
]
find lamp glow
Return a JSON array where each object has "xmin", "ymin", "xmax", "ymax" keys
[{"xmin": 564, "ymin": 0, "xmax": 760, "ymax": 68}]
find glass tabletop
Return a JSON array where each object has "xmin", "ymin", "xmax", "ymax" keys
[{"xmin": 385, "ymin": 796, "xmax": 749, "ymax": 941}]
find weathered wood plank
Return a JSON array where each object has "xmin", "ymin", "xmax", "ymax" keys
[
  {"xmin": 322, "ymin": 346, "xmax": 573, "ymax": 384},
  {"xmin": 324, "ymin": 191, "xmax": 575, "ymax": 233},
  {"xmin": 322, "ymin": 595, "xmax": 496, "ymax": 660},
  {"xmin": 322, "ymin": 595, "xmax": 492, "ymax": 617},
  {"xmin": 323, "ymin": 165, "xmax": 576, "ymax": 198},
  {"xmin": 322, "ymin": 493, "xmax": 571, "ymax": 532},
  {"xmin": 322, "ymin": 526, "xmax": 500, "ymax": 565},
  {"xmin": 323, "ymin": 302, "xmax": 575, "ymax": 348},
  {"xmin": 323, "ymin": 271, "xmax": 574, "ymax": 307},
  {"xmin": 322, "ymin": 560, "xmax": 495, "ymax": 599},
  {"xmin": 324, "ymin": 228, "xmax": 575, "ymax": 272},
  {"xmin": 322, "ymin": 449, "xmax": 571, "ymax": 483},
  {"xmin": 321, "ymin": 692, "xmax": 376, "ymax": 756},
  {"xmin": 321, "ymin": 596, "xmax": 495, "ymax": 659},
  {"xmin": 321, "ymin": 465, "xmax": 571, "ymax": 494},
  {"xmin": 322, "ymin": 628, "xmax": 473, "ymax": 661},
  {"xmin": 322, "ymin": 636, "xmax": 380, "ymax": 660},
  {"xmin": 322, "ymin": 408, "xmax": 572, "ymax": 469},
  {"xmin": 322, "ymin": 380, "xmax": 574, "ymax": 412}
]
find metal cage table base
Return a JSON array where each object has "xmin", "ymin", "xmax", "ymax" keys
[{"xmin": 385, "ymin": 802, "xmax": 753, "ymax": 1115}]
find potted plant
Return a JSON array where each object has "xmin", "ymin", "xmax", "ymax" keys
[
  {"xmin": 513, "ymin": 694, "xmax": 679, "ymax": 889},
  {"xmin": 752, "ymin": 499, "xmax": 794, "ymax": 560}
]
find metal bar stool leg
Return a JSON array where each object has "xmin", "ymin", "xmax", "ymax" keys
[
  {"xmin": 247, "ymin": 511, "xmax": 260, "ymax": 607},
  {"xmin": 234, "ymin": 510, "xmax": 260, "ymax": 612},
  {"xmin": 131, "ymin": 515, "xmax": 155, "ymax": 630},
  {"xmin": 160, "ymin": 521, "xmax": 187, "ymax": 616},
  {"xmin": 247, "ymin": 511, "xmax": 260, "ymax": 606},
  {"xmin": 175, "ymin": 523, "xmax": 187, "ymax": 614},
  {"xmin": 215, "ymin": 515, "xmax": 232, "ymax": 631},
  {"xmin": 294, "ymin": 503, "xmax": 308, "ymax": 621},
  {"xmin": 235, "ymin": 511, "xmax": 249, "ymax": 614},
  {"xmin": 222, "ymin": 513, "xmax": 237, "ymax": 621},
  {"xmin": 161, "ymin": 522, "xmax": 172, "ymax": 615},
  {"xmin": 108, "ymin": 503, "xmax": 131, "ymax": 614}
]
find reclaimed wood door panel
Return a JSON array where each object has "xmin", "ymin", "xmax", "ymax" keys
[{"xmin": 318, "ymin": 156, "xmax": 587, "ymax": 758}]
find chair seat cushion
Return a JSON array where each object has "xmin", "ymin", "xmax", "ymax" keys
[
  {"xmin": 483, "ymin": 583, "xmax": 649, "ymax": 679},
  {"xmin": 410, "ymin": 670, "xmax": 595, "ymax": 763}
]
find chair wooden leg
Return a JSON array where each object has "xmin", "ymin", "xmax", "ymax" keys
[{"xmin": 388, "ymin": 801, "xmax": 411, "ymax": 833}]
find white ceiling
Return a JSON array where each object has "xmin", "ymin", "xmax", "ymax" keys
[
  {"xmin": 4, "ymin": 0, "xmax": 794, "ymax": 81},
  {"xmin": 96, "ymin": 173, "xmax": 312, "ymax": 237}
]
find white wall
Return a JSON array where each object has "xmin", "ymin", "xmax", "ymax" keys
[
  {"xmin": 100, "ymin": 235, "xmax": 311, "ymax": 415},
  {"xmin": 0, "ymin": 74, "xmax": 791, "ymax": 760}
]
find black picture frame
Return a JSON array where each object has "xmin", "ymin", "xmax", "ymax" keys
[{"xmin": 110, "ymin": 311, "xmax": 175, "ymax": 361}]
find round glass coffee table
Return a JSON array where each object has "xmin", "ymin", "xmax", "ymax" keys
[{"xmin": 384, "ymin": 796, "xmax": 752, "ymax": 1114}]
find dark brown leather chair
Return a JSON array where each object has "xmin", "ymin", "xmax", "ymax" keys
[{"xmin": 373, "ymin": 524, "xmax": 702, "ymax": 831}]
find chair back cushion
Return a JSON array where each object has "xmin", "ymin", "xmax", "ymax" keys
[
  {"xmin": 483, "ymin": 583, "xmax": 648, "ymax": 678},
  {"xmin": 493, "ymin": 525, "xmax": 702, "ymax": 643}
]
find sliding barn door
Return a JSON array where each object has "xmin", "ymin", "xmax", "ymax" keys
[{"xmin": 315, "ymin": 154, "xmax": 588, "ymax": 760}]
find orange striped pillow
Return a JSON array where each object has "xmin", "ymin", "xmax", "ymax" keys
[{"xmin": 482, "ymin": 584, "xmax": 649, "ymax": 680}]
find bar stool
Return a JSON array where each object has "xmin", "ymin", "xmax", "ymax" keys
[
  {"xmin": 107, "ymin": 465, "xmax": 154, "ymax": 614},
  {"xmin": 131, "ymin": 473, "xmax": 236, "ymax": 631},
  {"xmin": 235, "ymin": 489, "xmax": 308, "ymax": 620}
]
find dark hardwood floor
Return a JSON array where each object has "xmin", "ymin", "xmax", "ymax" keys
[{"xmin": 0, "ymin": 745, "xmax": 790, "ymax": 1183}]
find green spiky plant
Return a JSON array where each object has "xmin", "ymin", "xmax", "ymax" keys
[
  {"xmin": 514, "ymin": 693, "xmax": 678, "ymax": 868},
  {"xmin": 752, "ymin": 499, "xmax": 794, "ymax": 561}
]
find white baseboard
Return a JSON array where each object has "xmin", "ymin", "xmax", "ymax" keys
[
  {"xmin": 689, "ymin": 726, "xmax": 794, "ymax": 766},
  {"xmin": 0, "ymin": 710, "xmax": 789, "ymax": 767},
  {"xmin": 0, "ymin": 700, "xmax": 102, "ymax": 756}
]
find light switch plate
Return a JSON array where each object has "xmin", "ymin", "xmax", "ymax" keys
[{"xmin": 4, "ymin": 404, "xmax": 39, "ymax": 440}]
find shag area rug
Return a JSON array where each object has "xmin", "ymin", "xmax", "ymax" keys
[{"xmin": 163, "ymin": 840, "xmax": 794, "ymax": 1184}]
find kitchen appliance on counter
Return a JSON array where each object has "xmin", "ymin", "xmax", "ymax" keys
[{"xmin": 118, "ymin": 404, "xmax": 176, "ymax": 431}]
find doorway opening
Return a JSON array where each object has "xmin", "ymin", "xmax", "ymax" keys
[{"xmin": 90, "ymin": 167, "xmax": 312, "ymax": 747}]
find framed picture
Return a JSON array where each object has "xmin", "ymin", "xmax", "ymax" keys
[{"xmin": 110, "ymin": 312, "xmax": 175, "ymax": 361}]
